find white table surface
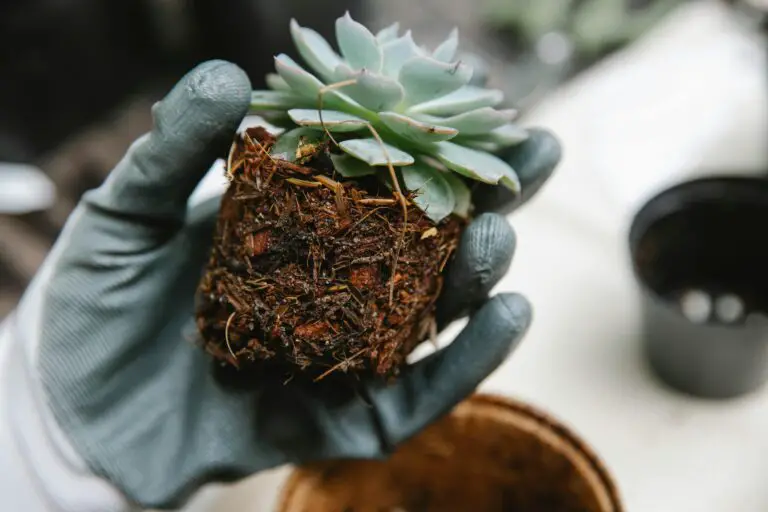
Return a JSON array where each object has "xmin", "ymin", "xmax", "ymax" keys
[{"xmin": 180, "ymin": 2, "xmax": 768, "ymax": 510}]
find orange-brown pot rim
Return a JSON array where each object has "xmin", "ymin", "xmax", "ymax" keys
[{"xmin": 277, "ymin": 392, "xmax": 624, "ymax": 512}]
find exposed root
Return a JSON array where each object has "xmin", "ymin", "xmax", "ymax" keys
[
  {"xmin": 286, "ymin": 177, "xmax": 322, "ymax": 188},
  {"xmin": 429, "ymin": 317, "xmax": 438, "ymax": 349},
  {"xmin": 224, "ymin": 311, "xmax": 239, "ymax": 368},
  {"xmin": 313, "ymin": 347, "xmax": 371, "ymax": 382}
]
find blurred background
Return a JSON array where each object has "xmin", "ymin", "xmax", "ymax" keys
[
  {"xmin": 0, "ymin": 0, "xmax": 765, "ymax": 318},
  {"xmin": 1, "ymin": 0, "xmax": 767, "ymax": 510}
]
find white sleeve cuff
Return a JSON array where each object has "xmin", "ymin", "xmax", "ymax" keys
[{"xmin": 0, "ymin": 312, "xmax": 134, "ymax": 512}]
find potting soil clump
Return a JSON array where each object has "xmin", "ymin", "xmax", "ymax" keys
[{"xmin": 196, "ymin": 127, "xmax": 461, "ymax": 381}]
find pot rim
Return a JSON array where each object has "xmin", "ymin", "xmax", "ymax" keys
[
  {"xmin": 629, "ymin": 175, "xmax": 768, "ymax": 258},
  {"xmin": 276, "ymin": 392, "xmax": 624, "ymax": 512},
  {"xmin": 627, "ymin": 175, "xmax": 768, "ymax": 314}
]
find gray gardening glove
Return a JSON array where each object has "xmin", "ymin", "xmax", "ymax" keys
[{"xmin": 30, "ymin": 60, "xmax": 561, "ymax": 509}]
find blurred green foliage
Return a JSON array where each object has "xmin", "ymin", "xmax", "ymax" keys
[{"xmin": 485, "ymin": 0, "xmax": 686, "ymax": 57}]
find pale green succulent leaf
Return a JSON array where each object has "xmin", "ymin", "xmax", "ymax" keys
[
  {"xmin": 274, "ymin": 54, "xmax": 325, "ymax": 97},
  {"xmin": 327, "ymin": 93, "xmax": 375, "ymax": 120},
  {"xmin": 256, "ymin": 112, "xmax": 294, "ymax": 131},
  {"xmin": 259, "ymin": 111, "xmax": 297, "ymax": 128},
  {"xmin": 433, "ymin": 141, "xmax": 519, "ymax": 191},
  {"xmin": 407, "ymin": 85, "xmax": 504, "ymax": 116},
  {"xmin": 381, "ymin": 31, "xmax": 423, "ymax": 78},
  {"xmin": 487, "ymin": 123, "xmax": 529, "ymax": 146},
  {"xmin": 500, "ymin": 171, "xmax": 521, "ymax": 192},
  {"xmin": 420, "ymin": 107, "xmax": 517, "ymax": 135},
  {"xmin": 241, "ymin": 115, "xmax": 287, "ymax": 137},
  {"xmin": 288, "ymin": 109, "xmax": 368, "ymax": 132},
  {"xmin": 399, "ymin": 56, "xmax": 473, "ymax": 106},
  {"xmin": 402, "ymin": 163, "xmax": 456, "ymax": 223},
  {"xmin": 376, "ymin": 22, "xmax": 401, "ymax": 43},
  {"xmin": 251, "ymin": 90, "xmax": 309, "ymax": 110},
  {"xmin": 290, "ymin": 19, "xmax": 343, "ymax": 81},
  {"xmin": 340, "ymin": 138, "xmax": 415, "ymax": 166},
  {"xmin": 441, "ymin": 170, "xmax": 472, "ymax": 218},
  {"xmin": 432, "ymin": 28, "xmax": 459, "ymax": 62},
  {"xmin": 330, "ymin": 153, "xmax": 377, "ymax": 178},
  {"xmin": 270, "ymin": 127, "xmax": 324, "ymax": 161},
  {"xmin": 266, "ymin": 73, "xmax": 290, "ymax": 91},
  {"xmin": 333, "ymin": 62, "xmax": 356, "ymax": 82},
  {"xmin": 356, "ymin": 71, "xmax": 405, "ymax": 111},
  {"xmin": 274, "ymin": 54, "xmax": 374, "ymax": 119},
  {"xmin": 456, "ymin": 123, "xmax": 529, "ymax": 150},
  {"xmin": 330, "ymin": 68, "xmax": 405, "ymax": 111},
  {"xmin": 459, "ymin": 139, "xmax": 502, "ymax": 153},
  {"xmin": 378, "ymin": 112, "xmax": 458, "ymax": 144},
  {"xmin": 336, "ymin": 12, "xmax": 382, "ymax": 72}
]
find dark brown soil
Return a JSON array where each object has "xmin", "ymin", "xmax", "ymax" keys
[{"xmin": 195, "ymin": 127, "xmax": 462, "ymax": 382}]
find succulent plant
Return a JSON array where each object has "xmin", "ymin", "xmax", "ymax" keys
[
  {"xmin": 249, "ymin": 12, "xmax": 528, "ymax": 222},
  {"xmin": 197, "ymin": 14, "xmax": 532, "ymax": 382}
]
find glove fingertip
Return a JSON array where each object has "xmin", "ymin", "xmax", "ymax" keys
[
  {"xmin": 437, "ymin": 292, "xmax": 533, "ymax": 385},
  {"xmin": 473, "ymin": 128, "xmax": 562, "ymax": 215},
  {"xmin": 451, "ymin": 213, "xmax": 516, "ymax": 295},
  {"xmin": 464, "ymin": 213, "xmax": 516, "ymax": 276},
  {"xmin": 447, "ymin": 292, "xmax": 532, "ymax": 376},
  {"xmin": 436, "ymin": 214, "xmax": 516, "ymax": 327},
  {"xmin": 494, "ymin": 292, "xmax": 533, "ymax": 353},
  {"xmin": 371, "ymin": 292, "xmax": 533, "ymax": 446},
  {"xmin": 95, "ymin": 60, "xmax": 252, "ymax": 223},
  {"xmin": 154, "ymin": 60, "xmax": 251, "ymax": 146},
  {"xmin": 509, "ymin": 128, "xmax": 562, "ymax": 200}
]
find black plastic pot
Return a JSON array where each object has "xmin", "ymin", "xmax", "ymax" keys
[{"xmin": 629, "ymin": 176, "xmax": 768, "ymax": 399}]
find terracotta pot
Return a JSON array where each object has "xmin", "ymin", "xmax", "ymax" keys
[{"xmin": 277, "ymin": 394, "xmax": 623, "ymax": 512}]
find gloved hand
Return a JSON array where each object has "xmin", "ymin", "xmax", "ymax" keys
[{"xmin": 5, "ymin": 60, "xmax": 561, "ymax": 510}]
